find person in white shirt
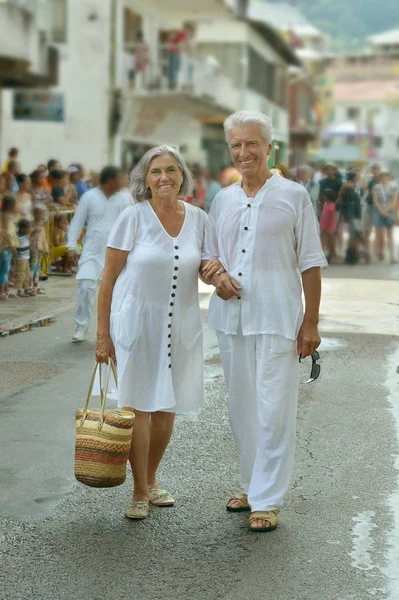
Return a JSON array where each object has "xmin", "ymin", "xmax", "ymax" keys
[
  {"xmin": 68, "ymin": 166, "xmax": 132, "ymax": 342},
  {"xmin": 201, "ymin": 111, "xmax": 327, "ymax": 533}
]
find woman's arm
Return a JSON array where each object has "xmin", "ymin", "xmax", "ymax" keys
[{"xmin": 96, "ymin": 248, "xmax": 129, "ymax": 363}]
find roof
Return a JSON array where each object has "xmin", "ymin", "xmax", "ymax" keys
[
  {"xmin": 249, "ymin": 1, "xmax": 323, "ymax": 37},
  {"xmin": 369, "ymin": 28, "xmax": 399, "ymax": 46},
  {"xmin": 246, "ymin": 17, "xmax": 302, "ymax": 66},
  {"xmin": 334, "ymin": 80, "xmax": 399, "ymax": 102}
]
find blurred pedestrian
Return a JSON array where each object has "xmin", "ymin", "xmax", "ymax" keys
[
  {"xmin": 44, "ymin": 159, "xmax": 62, "ymax": 190},
  {"xmin": 0, "ymin": 174, "xmax": 6, "ymax": 208},
  {"xmin": 202, "ymin": 110, "xmax": 327, "ymax": 533},
  {"xmin": 68, "ymin": 166, "xmax": 130, "ymax": 342},
  {"xmin": 320, "ymin": 188, "xmax": 337, "ymax": 263},
  {"xmin": 363, "ymin": 164, "xmax": 380, "ymax": 263},
  {"xmin": 0, "ymin": 195, "xmax": 18, "ymax": 300},
  {"xmin": 15, "ymin": 174, "xmax": 33, "ymax": 219},
  {"xmin": 31, "ymin": 169, "xmax": 52, "ymax": 207},
  {"xmin": 129, "ymin": 31, "xmax": 149, "ymax": 90},
  {"xmin": 15, "ymin": 218, "xmax": 33, "ymax": 297},
  {"xmin": 167, "ymin": 23, "xmax": 195, "ymax": 89},
  {"xmin": 74, "ymin": 164, "xmax": 88, "ymax": 198},
  {"xmin": 339, "ymin": 169, "xmax": 362, "ymax": 265},
  {"xmin": 373, "ymin": 169, "xmax": 398, "ymax": 264},
  {"xmin": 6, "ymin": 160, "xmax": 21, "ymax": 193},
  {"xmin": 297, "ymin": 165, "xmax": 319, "ymax": 217},
  {"xmin": 204, "ymin": 170, "xmax": 222, "ymax": 212},
  {"xmin": 2, "ymin": 147, "xmax": 19, "ymax": 174},
  {"xmin": 30, "ymin": 205, "xmax": 48, "ymax": 294}
]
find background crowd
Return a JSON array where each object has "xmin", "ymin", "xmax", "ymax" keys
[{"xmin": 0, "ymin": 144, "xmax": 398, "ymax": 302}]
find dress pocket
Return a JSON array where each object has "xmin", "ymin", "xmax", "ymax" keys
[
  {"xmin": 110, "ymin": 294, "xmax": 143, "ymax": 352},
  {"xmin": 181, "ymin": 304, "xmax": 203, "ymax": 350}
]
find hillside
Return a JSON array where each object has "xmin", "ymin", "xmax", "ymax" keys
[{"xmin": 267, "ymin": 0, "xmax": 399, "ymax": 51}]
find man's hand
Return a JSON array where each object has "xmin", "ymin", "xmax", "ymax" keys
[
  {"xmin": 68, "ymin": 249, "xmax": 77, "ymax": 260},
  {"xmin": 212, "ymin": 272, "xmax": 242, "ymax": 301},
  {"xmin": 297, "ymin": 320, "xmax": 321, "ymax": 359}
]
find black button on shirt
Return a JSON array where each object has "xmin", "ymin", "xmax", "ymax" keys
[
  {"xmin": 238, "ymin": 272, "xmax": 242, "ymax": 276},
  {"xmin": 169, "ymin": 313, "xmax": 173, "ymax": 317},
  {"xmin": 174, "ymin": 246, "xmax": 179, "ymax": 250},
  {"xmin": 247, "ymin": 204, "xmax": 251, "ymax": 208},
  {"xmin": 242, "ymin": 249, "xmax": 246, "ymax": 253},
  {"xmin": 244, "ymin": 227, "xmax": 248, "ymax": 231},
  {"xmin": 175, "ymin": 256, "xmax": 179, "ymax": 260}
]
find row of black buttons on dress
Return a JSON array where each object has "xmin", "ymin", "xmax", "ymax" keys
[
  {"xmin": 236, "ymin": 202, "xmax": 252, "ymax": 300},
  {"xmin": 167, "ymin": 245, "xmax": 179, "ymax": 368}
]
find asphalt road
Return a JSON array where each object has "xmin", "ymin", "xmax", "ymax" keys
[{"xmin": 0, "ymin": 265, "xmax": 399, "ymax": 600}]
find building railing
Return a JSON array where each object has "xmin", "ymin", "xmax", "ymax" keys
[{"xmin": 123, "ymin": 43, "xmax": 236, "ymax": 105}]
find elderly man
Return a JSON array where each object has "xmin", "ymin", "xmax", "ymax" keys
[
  {"xmin": 68, "ymin": 166, "xmax": 131, "ymax": 342},
  {"xmin": 202, "ymin": 111, "xmax": 327, "ymax": 533}
]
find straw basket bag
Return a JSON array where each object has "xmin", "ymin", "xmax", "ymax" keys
[{"xmin": 75, "ymin": 359, "xmax": 135, "ymax": 488}]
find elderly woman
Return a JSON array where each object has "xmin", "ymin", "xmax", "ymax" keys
[
  {"xmin": 373, "ymin": 169, "xmax": 398, "ymax": 264},
  {"xmin": 95, "ymin": 145, "xmax": 220, "ymax": 520}
]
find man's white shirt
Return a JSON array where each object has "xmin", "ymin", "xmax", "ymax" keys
[
  {"xmin": 68, "ymin": 187, "xmax": 132, "ymax": 280},
  {"xmin": 202, "ymin": 173, "xmax": 328, "ymax": 340}
]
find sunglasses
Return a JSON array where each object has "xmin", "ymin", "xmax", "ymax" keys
[{"xmin": 299, "ymin": 350, "xmax": 321, "ymax": 384}]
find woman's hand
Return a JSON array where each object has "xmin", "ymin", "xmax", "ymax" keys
[
  {"xmin": 201, "ymin": 259, "xmax": 225, "ymax": 281},
  {"xmin": 95, "ymin": 332, "xmax": 116, "ymax": 364}
]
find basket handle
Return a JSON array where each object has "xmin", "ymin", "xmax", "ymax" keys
[{"xmin": 81, "ymin": 359, "xmax": 118, "ymax": 425}]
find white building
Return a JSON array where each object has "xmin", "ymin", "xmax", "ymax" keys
[
  {"xmin": 320, "ymin": 30, "xmax": 399, "ymax": 172},
  {"xmin": 0, "ymin": 0, "xmax": 298, "ymax": 173}
]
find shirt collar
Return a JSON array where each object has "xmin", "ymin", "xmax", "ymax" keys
[{"xmin": 234, "ymin": 172, "xmax": 280, "ymax": 196}]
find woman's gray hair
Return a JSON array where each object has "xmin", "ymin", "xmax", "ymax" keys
[
  {"xmin": 130, "ymin": 145, "xmax": 194, "ymax": 202},
  {"xmin": 224, "ymin": 110, "xmax": 273, "ymax": 144}
]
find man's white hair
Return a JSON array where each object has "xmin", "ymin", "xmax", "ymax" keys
[{"xmin": 224, "ymin": 110, "xmax": 273, "ymax": 143}]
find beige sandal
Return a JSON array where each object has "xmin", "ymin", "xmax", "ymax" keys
[
  {"xmin": 226, "ymin": 493, "xmax": 250, "ymax": 512},
  {"xmin": 248, "ymin": 510, "xmax": 279, "ymax": 533},
  {"xmin": 149, "ymin": 488, "xmax": 175, "ymax": 507},
  {"xmin": 124, "ymin": 501, "xmax": 149, "ymax": 519}
]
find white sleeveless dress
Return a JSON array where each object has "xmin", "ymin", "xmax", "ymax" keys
[{"xmin": 107, "ymin": 201, "xmax": 207, "ymax": 412}]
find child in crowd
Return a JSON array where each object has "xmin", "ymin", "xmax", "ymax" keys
[
  {"xmin": 15, "ymin": 218, "xmax": 33, "ymax": 297},
  {"xmin": 30, "ymin": 206, "xmax": 49, "ymax": 294},
  {"xmin": 52, "ymin": 214, "xmax": 74, "ymax": 273},
  {"xmin": 320, "ymin": 188, "xmax": 337, "ymax": 263},
  {"xmin": 0, "ymin": 195, "xmax": 18, "ymax": 300}
]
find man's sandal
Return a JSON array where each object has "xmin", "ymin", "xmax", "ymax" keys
[
  {"xmin": 149, "ymin": 488, "xmax": 175, "ymax": 507},
  {"xmin": 125, "ymin": 501, "xmax": 150, "ymax": 519},
  {"xmin": 248, "ymin": 510, "xmax": 279, "ymax": 533},
  {"xmin": 226, "ymin": 493, "xmax": 250, "ymax": 512}
]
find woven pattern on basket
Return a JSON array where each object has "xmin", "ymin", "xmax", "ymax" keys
[{"xmin": 74, "ymin": 361, "xmax": 135, "ymax": 488}]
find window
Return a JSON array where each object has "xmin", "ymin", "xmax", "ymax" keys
[
  {"xmin": 247, "ymin": 47, "xmax": 275, "ymax": 101},
  {"xmin": 50, "ymin": 0, "xmax": 67, "ymax": 43},
  {"xmin": 347, "ymin": 107, "xmax": 360, "ymax": 119}
]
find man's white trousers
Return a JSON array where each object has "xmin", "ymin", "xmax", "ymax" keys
[
  {"xmin": 74, "ymin": 278, "xmax": 100, "ymax": 328},
  {"xmin": 216, "ymin": 327, "xmax": 300, "ymax": 512}
]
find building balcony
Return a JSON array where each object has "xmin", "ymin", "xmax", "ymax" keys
[
  {"xmin": 0, "ymin": 0, "xmax": 58, "ymax": 88},
  {"xmin": 122, "ymin": 45, "xmax": 239, "ymax": 117}
]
